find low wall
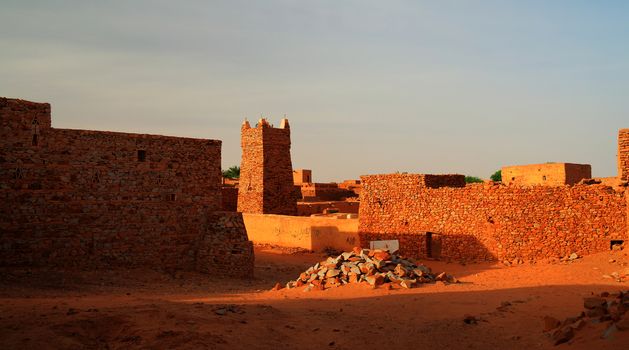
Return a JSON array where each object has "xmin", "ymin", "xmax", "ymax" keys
[
  {"xmin": 359, "ymin": 174, "xmax": 627, "ymax": 263},
  {"xmin": 243, "ymin": 213, "xmax": 359, "ymax": 252},
  {"xmin": 297, "ymin": 201, "xmax": 359, "ymax": 216}
]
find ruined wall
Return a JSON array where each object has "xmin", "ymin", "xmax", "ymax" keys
[
  {"xmin": 502, "ymin": 163, "xmax": 591, "ymax": 186},
  {"xmin": 0, "ymin": 98, "xmax": 253, "ymax": 276},
  {"xmin": 359, "ymin": 174, "xmax": 626, "ymax": 263},
  {"xmin": 620, "ymin": 129, "xmax": 629, "ymax": 182},
  {"xmin": 237, "ymin": 119, "xmax": 297, "ymax": 215}
]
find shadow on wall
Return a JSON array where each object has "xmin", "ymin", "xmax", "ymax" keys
[
  {"xmin": 359, "ymin": 232, "xmax": 496, "ymax": 263},
  {"xmin": 310, "ymin": 226, "xmax": 361, "ymax": 252}
]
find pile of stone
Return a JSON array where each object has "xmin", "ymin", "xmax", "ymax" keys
[
  {"xmin": 284, "ymin": 247, "xmax": 457, "ymax": 291},
  {"xmin": 544, "ymin": 290, "xmax": 629, "ymax": 345}
]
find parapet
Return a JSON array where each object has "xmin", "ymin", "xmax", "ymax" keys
[
  {"xmin": 1, "ymin": 97, "xmax": 52, "ymax": 129},
  {"xmin": 619, "ymin": 129, "xmax": 629, "ymax": 181},
  {"xmin": 241, "ymin": 117, "xmax": 290, "ymax": 130}
]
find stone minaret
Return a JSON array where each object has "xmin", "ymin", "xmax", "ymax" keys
[{"xmin": 237, "ymin": 118, "xmax": 298, "ymax": 215}]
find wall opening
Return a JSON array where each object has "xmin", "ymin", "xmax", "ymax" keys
[
  {"xmin": 32, "ymin": 134, "xmax": 38, "ymax": 146},
  {"xmin": 610, "ymin": 240, "xmax": 624, "ymax": 250},
  {"xmin": 137, "ymin": 150, "xmax": 146, "ymax": 162},
  {"xmin": 426, "ymin": 232, "xmax": 442, "ymax": 259},
  {"xmin": 169, "ymin": 193, "xmax": 176, "ymax": 201}
]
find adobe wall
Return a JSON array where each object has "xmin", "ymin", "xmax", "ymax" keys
[
  {"xmin": 620, "ymin": 129, "xmax": 629, "ymax": 182},
  {"xmin": 237, "ymin": 119, "xmax": 297, "ymax": 215},
  {"xmin": 502, "ymin": 163, "xmax": 591, "ymax": 186},
  {"xmin": 243, "ymin": 213, "xmax": 359, "ymax": 252},
  {"xmin": 359, "ymin": 174, "xmax": 626, "ymax": 263},
  {"xmin": 0, "ymin": 97, "xmax": 253, "ymax": 276}
]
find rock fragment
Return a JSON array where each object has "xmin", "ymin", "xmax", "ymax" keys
[{"xmin": 284, "ymin": 248, "xmax": 456, "ymax": 290}]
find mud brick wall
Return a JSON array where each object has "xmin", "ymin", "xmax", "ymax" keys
[
  {"xmin": 502, "ymin": 163, "xmax": 591, "ymax": 186},
  {"xmin": 359, "ymin": 174, "xmax": 627, "ymax": 262},
  {"xmin": 237, "ymin": 119, "xmax": 297, "ymax": 215},
  {"xmin": 0, "ymin": 97, "xmax": 254, "ymax": 276},
  {"xmin": 620, "ymin": 129, "xmax": 629, "ymax": 182}
]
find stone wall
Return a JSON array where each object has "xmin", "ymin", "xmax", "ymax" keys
[
  {"xmin": 359, "ymin": 173, "xmax": 626, "ymax": 263},
  {"xmin": 0, "ymin": 97, "xmax": 253, "ymax": 276},
  {"xmin": 222, "ymin": 186, "xmax": 238, "ymax": 211},
  {"xmin": 299, "ymin": 183, "xmax": 357, "ymax": 201},
  {"xmin": 502, "ymin": 163, "xmax": 591, "ymax": 186},
  {"xmin": 237, "ymin": 119, "xmax": 297, "ymax": 215},
  {"xmin": 619, "ymin": 129, "xmax": 629, "ymax": 182},
  {"xmin": 297, "ymin": 201, "xmax": 360, "ymax": 216}
]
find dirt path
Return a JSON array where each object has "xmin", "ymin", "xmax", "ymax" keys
[{"xmin": 0, "ymin": 247, "xmax": 627, "ymax": 349}]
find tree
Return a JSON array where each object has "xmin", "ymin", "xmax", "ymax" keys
[
  {"xmin": 490, "ymin": 170, "xmax": 502, "ymax": 182},
  {"xmin": 222, "ymin": 165, "xmax": 240, "ymax": 179},
  {"xmin": 465, "ymin": 176, "xmax": 484, "ymax": 184}
]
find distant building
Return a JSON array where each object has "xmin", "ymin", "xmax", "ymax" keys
[{"xmin": 502, "ymin": 163, "xmax": 591, "ymax": 186}]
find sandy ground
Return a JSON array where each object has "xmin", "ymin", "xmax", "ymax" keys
[{"xmin": 0, "ymin": 246, "xmax": 628, "ymax": 350}]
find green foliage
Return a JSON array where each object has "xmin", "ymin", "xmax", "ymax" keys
[
  {"xmin": 490, "ymin": 170, "xmax": 502, "ymax": 182},
  {"xmin": 222, "ymin": 165, "xmax": 240, "ymax": 179},
  {"xmin": 465, "ymin": 176, "xmax": 484, "ymax": 184}
]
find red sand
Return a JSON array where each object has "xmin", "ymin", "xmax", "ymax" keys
[{"xmin": 1, "ymin": 247, "xmax": 628, "ymax": 349}]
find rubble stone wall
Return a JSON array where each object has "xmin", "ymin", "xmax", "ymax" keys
[
  {"xmin": 297, "ymin": 201, "xmax": 360, "ymax": 216},
  {"xmin": 0, "ymin": 97, "xmax": 253, "ymax": 276},
  {"xmin": 359, "ymin": 174, "xmax": 627, "ymax": 262},
  {"xmin": 299, "ymin": 183, "xmax": 356, "ymax": 201},
  {"xmin": 222, "ymin": 186, "xmax": 238, "ymax": 211},
  {"xmin": 237, "ymin": 120, "xmax": 297, "ymax": 215}
]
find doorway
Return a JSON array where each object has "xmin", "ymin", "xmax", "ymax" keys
[{"xmin": 426, "ymin": 232, "xmax": 442, "ymax": 259}]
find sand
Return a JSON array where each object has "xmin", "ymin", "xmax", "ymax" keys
[{"xmin": 0, "ymin": 246, "xmax": 627, "ymax": 349}]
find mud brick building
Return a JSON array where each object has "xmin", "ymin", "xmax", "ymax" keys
[
  {"xmin": 0, "ymin": 97, "xmax": 253, "ymax": 277},
  {"xmin": 293, "ymin": 169, "xmax": 312, "ymax": 184},
  {"xmin": 237, "ymin": 118, "xmax": 297, "ymax": 215},
  {"xmin": 502, "ymin": 163, "xmax": 592, "ymax": 186}
]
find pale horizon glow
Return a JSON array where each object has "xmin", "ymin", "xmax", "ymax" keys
[{"xmin": 1, "ymin": 1, "xmax": 628, "ymax": 182}]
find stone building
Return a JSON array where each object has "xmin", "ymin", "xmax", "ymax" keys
[
  {"xmin": 0, "ymin": 97, "xmax": 253, "ymax": 277},
  {"xmin": 502, "ymin": 163, "xmax": 591, "ymax": 186},
  {"xmin": 237, "ymin": 118, "xmax": 298, "ymax": 215}
]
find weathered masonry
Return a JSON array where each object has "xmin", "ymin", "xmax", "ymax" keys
[
  {"xmin": 237, "ymin": 118, "xmax": 298, "ymax": 215},
  {"xmin": 359, "ymin": 174, "xmax": 626, "ymax": 262},
  {"xmin": 359, "ymin": 138, "xmax": 629, "ymax": 263},
  {"xmin": 0, "ymin": 97, "xmax": 253, "ymax": 277}
]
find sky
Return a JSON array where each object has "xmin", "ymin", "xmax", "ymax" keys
[{"xmin": 1, "ymin": 1, "xmax": 628, "ymax": 182}]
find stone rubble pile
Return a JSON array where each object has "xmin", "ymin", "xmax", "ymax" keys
[
  {"xmin": 544, "ymin": 290, "xmax": 629, "ymax": 345},
  {"xmin": 285, "ymin": 247, "xmax": 457, "ymax": 291}
]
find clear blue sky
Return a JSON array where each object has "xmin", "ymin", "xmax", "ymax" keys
[{"xmin": 1, "ymin": 1, "xmax": 627, "ymax": 182}]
